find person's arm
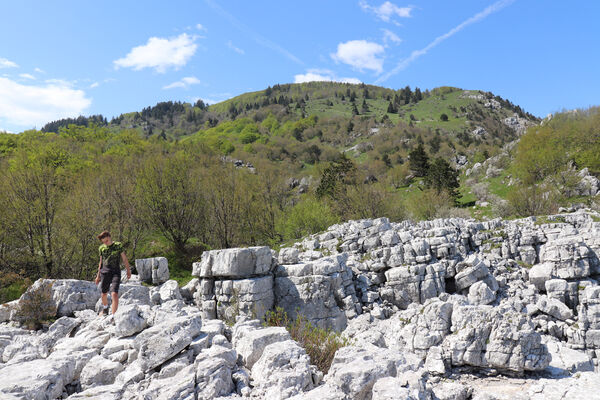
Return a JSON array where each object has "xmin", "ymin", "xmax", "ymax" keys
[
  {"xmin": 121, "ymin": 252, "xmax": 132, "ymax": 279},
  {"xmin": 95, "ymin": 256, "xmax": 102, "ymax": 284}
]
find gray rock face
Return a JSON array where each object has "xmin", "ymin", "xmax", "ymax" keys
[
  {"xmin": 193, "ymin": 246, "xmax": 273, "ymax": 278},
  {"xmin": 468, "ymin": 281, "xmax": 496, "ymax": 305},
  {"xmin": 134, "ymin": 314, "xmax": 202, "ymax": 372},
  {"xmin": 192, "ymin": 247, "xmax": 275, "ymax": 320},
  {"xmin": 251, "ymin": 340, "xmax": 316, "ymax": 399},
  {"xmin": 232, "ymin": 323, "xmax": 291, "ymax": 369},
  {"xmin": 135, "ymin": 256, "xmax": 169, "ymax": 284},
  {"xmin": 274, "ymin": 255, "xmax": 359, "ymax": 331},
  {"xmin": 324, "ymin": 345, "xmax": 423, "ymax": 400},
  {"xmin": 444, "ymin": 304, "xmax": 550, "ymax": 372},
  {"xmin": 114, "ymin": 304, "xmax": 150, "ymax": 337},
  {"xmin": 79, "ymin": 355, "xmax": 124, "ymax": 389}
]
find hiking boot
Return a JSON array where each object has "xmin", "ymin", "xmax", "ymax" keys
[{"xmin": 98, "ymin": 307, "xmax": 109, "ymax": 317}]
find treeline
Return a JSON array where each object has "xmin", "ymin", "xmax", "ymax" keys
[{"xmin": 41, "ymin": 115, "xmax": 108, "ymax": 133}]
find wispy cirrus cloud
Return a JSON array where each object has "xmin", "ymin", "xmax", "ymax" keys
[
  {"xmin": 114, "ymin": 33, "xmax": 198, "ymax": 73},
  {"xmin": 382, "ymin": 29, "xmax": 402, "ymax": 46},
  {"xmin": 359, "ymin": 1, "xmax": 413, "ymax": 25},
  {"xmin": 226, "ymin": 40, "xmax": 245, "ymax": 55},
  {"xmin": 204, "ymin": 0, "xmax": 303, "ymax": 65},
  {"xmin": 376, "ymin": 0, "xmax": 516, "ymax": 83},
  {"xmin": 294, "ymin": 69, "xmax": 361, "ymax": 84},
  {"xmin": 331, "ymin": 40, "xmax": 385, "ymax": 73},
  {"xmin": 163, "ymin": 76, "xmax": 201, "ymax": 90}
]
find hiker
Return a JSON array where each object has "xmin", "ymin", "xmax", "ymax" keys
[{"xmin": 95, "ymin": 231, "xmax": 131, "ymax": 316}]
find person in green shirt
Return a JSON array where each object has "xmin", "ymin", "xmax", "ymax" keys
[{"xmin": 95, "ymin": 230, "xmax": 131, "ymax": 316}]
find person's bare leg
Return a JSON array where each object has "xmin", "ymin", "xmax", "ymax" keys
[
  {"xmin": 111, "ymin": 292, "xmax": 119, "ymax": 314},
  {"xmin": 99, "ymin": 293, "xmax": 108, "ymax": 315}
]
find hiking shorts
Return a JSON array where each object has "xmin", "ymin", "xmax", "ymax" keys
[{"xmin": 100, "ymin": 271, "xmax": 121, "ymax": 294}]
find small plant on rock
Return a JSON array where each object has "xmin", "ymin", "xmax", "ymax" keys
[
  {"xmin": 15, "ymin": 280, "xmax": 57, "ymax": 330},
  {"xmin": 263, "ymin": 306, "xmax": 350, "ymax": 374}
]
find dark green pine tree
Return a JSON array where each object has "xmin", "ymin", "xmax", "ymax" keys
[
  {"xmin": 387, "ymin": 101, "xmax": 396, "ymax": 113},
  {"xmin": 361, "ymin": 99, "xmax": 369, "ymax": 113},
  {"xmin": 408, "ymin": 143, "xmax": 430, "ymax": 177},
  {"xmin": 351, "ymin": 102, "xmax": 359, "ymax": 116},
  {"xmin": 424, "ymin": 157, "xmax": 460, "ymax": 199}
]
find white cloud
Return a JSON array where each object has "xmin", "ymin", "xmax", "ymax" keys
[
  {"xmin": 0, "ymin": 77, "xmax": 91, "ymax": 129},
  {"xmin": 376, "ymin": 0, "xmax": 516, "ymax": 83},
  {"xmin": 360, "ymin": 1, "xmax": 412, "ymax": 24},
  {"xmin": 331, "ymin": 40, "xmax": 385, "ymax": 73},
  {"xmin": 163, "ymin": 76, "xmax": 201, "ymax": 90},
  {"xmin": 19, "ymin": 73, "xmax": 36, "ymax": 80},
  {"xmin": 114, "ymin": 33, "xmax": 198, "ymax": 73},
  {"xmin": 34, "ymin": 67, "xmax": 45, "ymax": 74},
  {"xmin": 294, "ymin": 69, "xmax": 361, "ymax": 84},
  {"xmin": 226, "ymin": 40, "xmax": 245, "ymax": 55},
  {"xmin": 382, "ymin": 29, "xmax": 402, "ymax": 45},
  {"xmin": 90, "ymin": 82, "xmax": 99, "ymax": 88},
  {"xmin": 196, "ymin": 23, "xmax": 206, "ymax": 31},
  {"xmin": 0, "ymin": 58, "xmax": 18, "ymax": 69}
]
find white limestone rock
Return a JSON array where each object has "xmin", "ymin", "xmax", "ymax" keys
[{"xmin": 135, "ymin": 256, "xmax": 169, "ymax": 284}]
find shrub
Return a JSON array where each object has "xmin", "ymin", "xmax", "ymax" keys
[
  {"xmin": 506, "ymin": 184, "xmax": 560, "ymax": 217},
  {"xmin": 264, "ymin": 307, "xmax": 350, "ymax": 373},
  {"xmin": 406, "ymin": 189, "xmax": 455, "ymax": 220},
  {"xmin": 15, "ymin": 280, "xmax": 57, "ymax": 330},
  {"xmin": 276, "ymin": 196, "xmax": 339, "ymax": 240}
]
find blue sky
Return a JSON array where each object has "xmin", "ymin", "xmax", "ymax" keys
[{"xmin": 0, "ymin": 0, "xmax": 598, "ymax": 132}]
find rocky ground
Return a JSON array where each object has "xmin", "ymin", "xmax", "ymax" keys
[{"xmin": 1, "ymin": 210, "xmax": 600, "ymax": 399}]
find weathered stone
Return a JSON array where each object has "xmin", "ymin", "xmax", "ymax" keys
[
  {"xmin": 193, "ymin": 246, "xmax": 273, "ymax": 278},
  {"xmin": 135, "ymin": 256, "xmax": 169, "ymax": 284},
  {"xmin": 80, "ymin": 355, "xmax": 125, "ymax": 389},
  {"xmin": 251, "ymin": 340, "xmax": 316, "ymax": 399},
  {"xmin": 134, "ymin": 314, "xmax": 202, "ymax": 372}
]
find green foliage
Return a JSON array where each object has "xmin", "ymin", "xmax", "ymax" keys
[
  {"xmin": 513, "ymin": 107, "xmax": 600, "ymax": 183},
  {"xmin": 406, "ymin": 188, "xmax": 455, "ymax": 220},
  {"xmin": 264, "ymin": 307, "xmax": 350, "ymax": 373},
  {"xmin": 506, "ymin": 184, "xmax": 560, "ymax": 217},
  {"xmin": 276, "ymin": 196, "xmax": 340, "ymax": 240},
  {"xmin": 316, "ymin": 155, "xmax": 357, "ymax": 198},
  {"xmin": 408, "ymin": 144, "xmax": 429, "ymax": 177},
  {"xmin": 424, "ymin": 157, "xmax": 459, "ymax": 199}
]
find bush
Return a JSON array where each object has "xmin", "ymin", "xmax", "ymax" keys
[
  {"xmin": 15, "ymin": 280, "xmax": 57, "ymax": 330},
  {"xmin": 406, "ymin": 189, "xmax": 455, "ymax": 220},
  {"xmin": 276, "ymin": 196, "xmax": 339, "ymax": 240},
  {"xmin": 506, "ymin": 184, "xmax": 560, "ymax": 217},
  {"xmin": 264, "ymin": 307, "xmax": 350, "ymax": 373}
]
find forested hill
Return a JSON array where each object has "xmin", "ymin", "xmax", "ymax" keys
[{"xmin": 40, "ymin": 82, "xmax": 538, "ymax": 160}]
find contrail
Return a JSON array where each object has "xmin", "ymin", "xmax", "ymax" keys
[
  {"xmin": 375, "ymin": 0, "xmax": 516, "ymax": 83},
  {"xmin": 204, "ymin": 0, "xmax": 304, "ymax": 65}
]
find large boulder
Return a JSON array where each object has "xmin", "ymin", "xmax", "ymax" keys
[
  {"xmin": 274, "ymin": 255, "xmax": 358, "ymax": 331},
  {"xmin": 251, "ymin": 340, "xmax": 317, "ymax": 400},
  {"xmin": 195, "ymin": 345, "xmax": 238, "ymax": 399},
  {"xmin": 114, "ymin": 304, "xmax": 150, "ymax": 337},
  {"xmin": 192, "ymin": 246, "xmax": 273, "ymax": 279},
  {"xmin": 324, "ymin": 344, "xmax": 423, "ymax": 400},
  {"xmin": 134, "ymin": 314, "xmax": 202, "ymax": 372},
  {"xmin": 135, "ymin": 256, "xmax": 169, "ymax": 284},
  {"xmin": 232, "ymin": 323, "xmax": 291, "ymax": 369},
  {"xmin": 443, "ymin": 305, "xmax": 550, "ymax": 372},
  {"xmin": 79, "ymin": 355, "xmax": 125, "ymax": 390}
]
